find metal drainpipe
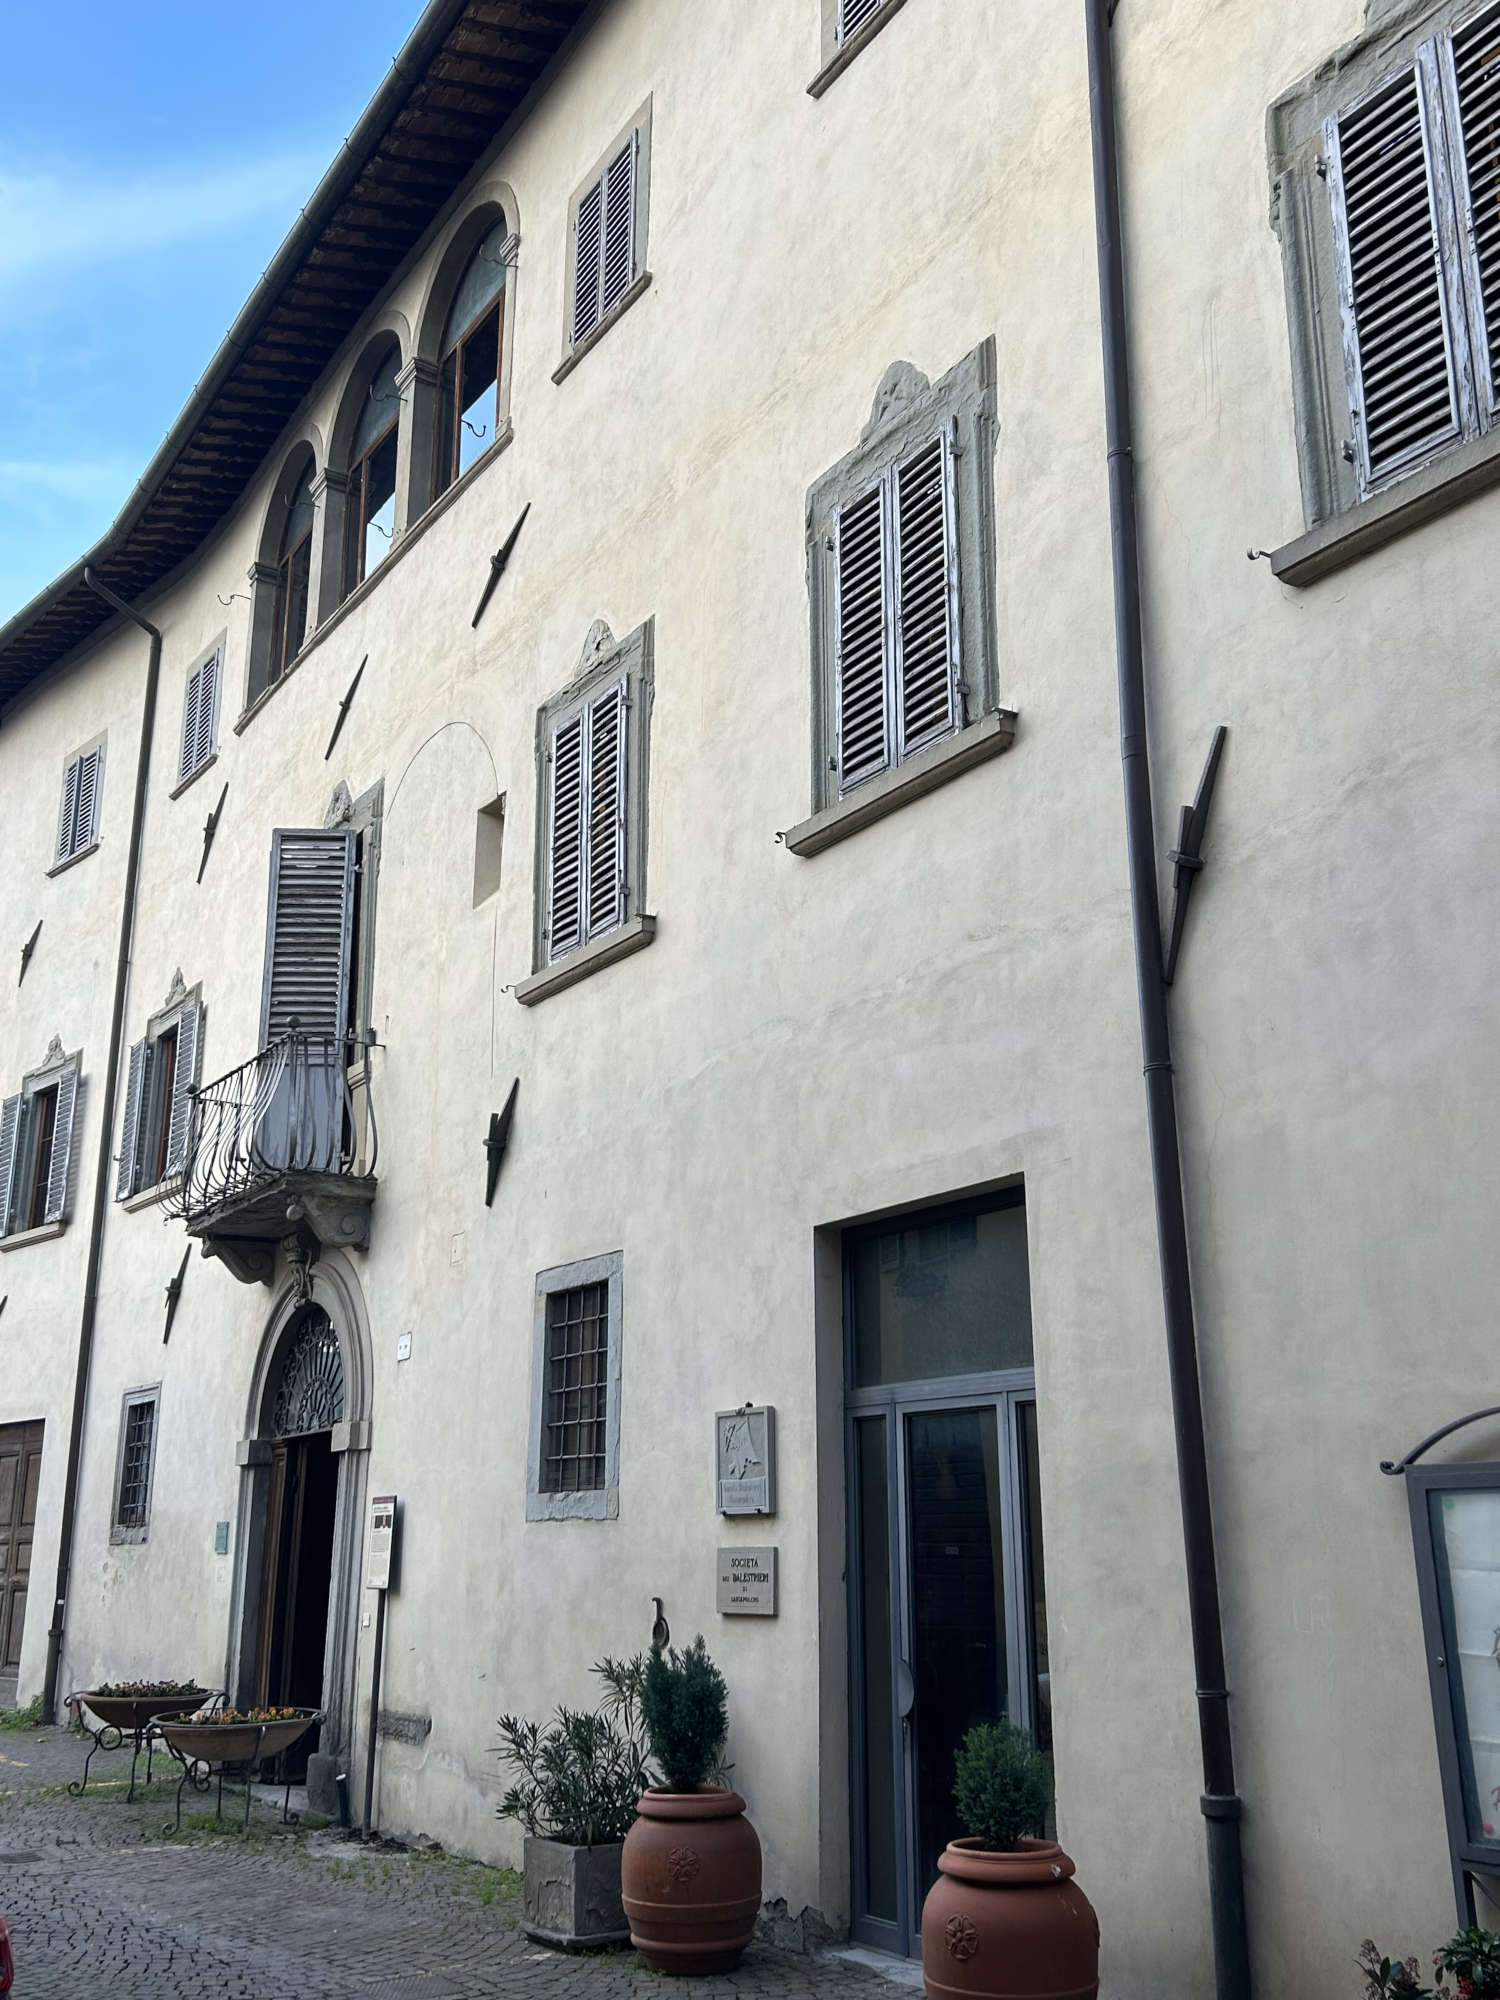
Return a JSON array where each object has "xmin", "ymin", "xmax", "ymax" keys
[
  {"xmin": 1083, "ymin": 4, "xmax": 1253, "ymax": 1995},
  {"xmin": 40, "ymin": 569, "xmax": 162, "ymax": 1723}
]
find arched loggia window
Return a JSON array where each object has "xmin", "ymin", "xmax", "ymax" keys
[
  {"xmin": 342, "ymin": 345, "xmax": 401, "ymax": 600},
  {"xmin": 268, "ymin": 462, "xmax": 315, "ymax": 690},
  {"xmin": 433, "ymin": 218, "xmax": 508, "ymax": 499}
]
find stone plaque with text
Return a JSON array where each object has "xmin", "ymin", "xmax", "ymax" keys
[{"xmin": 717, "ymin": 1545, "xmax": 778, "ymax": 1617}]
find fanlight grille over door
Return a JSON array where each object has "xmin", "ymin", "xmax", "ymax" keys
[{"xmin": 271, "ymin": 1308, "xmax": 346, "ymax": 1438}]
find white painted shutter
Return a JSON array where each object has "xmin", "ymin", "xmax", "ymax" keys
[
  {"xmin": 1447, "ymin": 2, "xmax": 1500, "ymax": 421},
  {"xmin": 164, "ymin": 1000, "xmax": 205, "ymax": 1178},
  {"xmin": 572, "ymin": 177, "xmax": 605, "ymax": 346},
  {"xmin": 893, "ymin": 423, "xmax": 962, "ymax": 759},
  {"xmin": 585, "ymin": 680, "xmax": 628, "ymax": 940},
  {"xmin": 1327, "ymin": 61, "xmax": 1468, "ymax": 491},
  {"xmin": 0, "ymin": 1096, "xmax": 20, "ymax": 1236},
  {"xmin": 73, "ymin": 747, "xmax": 102, "ymax": 851},
  {"xmin": 837, "ymin": 0, "xmax": 885, "ymax": 42},
  {"xmin": 600, "ymin": 133, "xmax": 637, "ymax": 319},
  {"xmin": 43, "ymin": 1064, "xmax": 79, "ymax": 1225},
  {"xmin": 546, "ymin": 712, "xmax": 586, "ymax": 962},
  {"xmin": 117, "ymin": 1039, "xmax": 148, "ymax": 1200},
  {"xmin": 260, "ymin": 830, "xmax": 357, "ymax": 1045},
  {"xmin": 56, "ymin": 757, "xmax": 80, "ymax": 862},
  {"xmin": 833, "ymin": 478, "xmax": 893, "ymax": 795}
]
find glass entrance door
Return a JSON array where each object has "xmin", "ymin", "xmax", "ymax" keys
[{"xmin": 844, "ymin": 1192, "xmax": 1048, "ymax": 1959}]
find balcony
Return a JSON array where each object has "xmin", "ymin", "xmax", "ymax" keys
[{"xmin": 169, "ymin": 1032, "xmax": 377, "ymax": 1285}]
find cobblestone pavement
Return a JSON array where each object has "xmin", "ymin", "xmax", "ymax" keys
[{"xmin": 0, "ymin": 1728, "xmax": 903, "ymax": 1999}]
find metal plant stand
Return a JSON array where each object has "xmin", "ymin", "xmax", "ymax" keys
[
  {"xmin": 66, "ymin": 1690, "xmax": 218, "ymax": 1803},
  {"xmin": 156, "ymin": 1709, "xmax": 322, "ymax": 1838}
]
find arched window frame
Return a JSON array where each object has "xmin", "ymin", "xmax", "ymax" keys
[
  {"xmin": 409, "ymin": 196, "xmax": 518, "ymax": 525},
  {"xmin": 334, "ymin": 336, "xmax": 405, "ymax": 604},
  {"xmin": 245, "ymin": 442, "xmax": 322, "ymax": 711}
]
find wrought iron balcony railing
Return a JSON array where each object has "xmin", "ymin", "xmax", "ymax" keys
[{"xmin": 168, "ymin": 1032, "xmax": 378, "ymax": 1228}]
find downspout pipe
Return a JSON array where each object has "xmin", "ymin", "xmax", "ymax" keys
[
  {"xmin": 1083, "ymin": 5, "xmax": 1253, "ymax": 1996},
  {"xmin": 41, "ymin": 570, "xmax": 161, "ymax": 1722}
]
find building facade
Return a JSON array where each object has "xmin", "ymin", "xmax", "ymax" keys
[{"xmin": 1, "ymin": 0, "xmax": 1498, "ymax": 1991}]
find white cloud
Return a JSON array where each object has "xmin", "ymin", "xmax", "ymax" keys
[{"xmin": 0, "ymin": 149, "xmax": 324, "ymax": 287}]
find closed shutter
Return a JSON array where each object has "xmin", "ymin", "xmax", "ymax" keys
[
  {"xmin": 163, "ymin": 1001, "xmax": 204, "ymax": 1177},
  {"xmin": 116, "ymin": 1040, "xmax": 148, "ymax": 1200},
  {"xmin": 0, "ymin": 1096, "xmax": 19, "ymax": 1236},
  {"xmin": 73, "ymin": 747, "xmax": 102, "ymax": 851},
  {"xmin": 1448, "ymin": 1, "xmax": 1500, "ymax": 420},
  {"xmin": 178, "ymin": 654, "xmax": 220, "ymax": 785},
  {"xmin": 544, "ymin": 682, "xmax": 628, "ymax": 963},
  {"xmin": 178, "ymin": 672, "xmax": 202, "ymax": 787},
  {"xmin": 585, "ymin": 680, "xmax": 627, "ymax": 941},
  {"xmin": 572, "ymin": 179, "xmax": 604, "ymax": 346},
  {"xmin": 1327, "ymin": 62, "xmax": 1468, "ymax": 490},
  {"xmin": 834, "ymin": 480, "xmax": 892, "ymax": 794},
  {"xmin": 56, "ymin": 758, "xmax": 80, "ymax": 862},
  {"xmin": 572, "ymin": 133, "xmax": 637, "ymax": 346},
  {"xmin": 837, "ymin": 0, "xmax": 885, "ymax": 41},
  {"xmin": 42, "ymin": 1064, "xmax": 79, "ymax": 1226},
  {"xmin": 546, "ymin": 712, "xmax": 585, "ymax": 961},
  {"xmin": 260, "ymin": 830, "xmax": 357, "ymax": 1046},
  {"xmin": 893, "ymin": 423, "xmax": 962, "ymax": 760}
]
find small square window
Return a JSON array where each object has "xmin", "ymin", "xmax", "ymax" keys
[
  {"xmin": 527, "ymin": 1252, "xmax": 623, "ymax": 1521},
  {"xmin": 112, "ymin": 1389, "xmax": 160, "ymax": 1543}
]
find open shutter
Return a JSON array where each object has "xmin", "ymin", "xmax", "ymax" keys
[
  {"xmin": 573, "ymin": 176, "xmax": 604, "ymax": 346},
  {"xmin": 585, "ymin": 681, "xmax": 628, "ymax": 939},
  {"xmin": 893, "ymin": 423, "xmax": 962, "ymax": 760},
  {"xmin": 0, "ymin": 1096, "xmax": 20, "ymax": 1236},
  {"xmin": 1447, "ymin": 1, "xmax": 1500, "ymax": 421},
  {"xmin": 1327, "ymin": 61, "xmax": 1469, "ymax": 491},
  {"xmin": 116, "ymin": 1040, "xmax": 148, "ymax": 1200},
  {"xmin": 260, "ymin": 830, "xmax": 357, "ymax": 1046},
  {"xmin": 546, "ymin": 713, "xmax": 586, "ymax": 962},
  {"xmin": 43, "ymin": 1064, "xmax": 79, "ymax": 1225},
  {"xmin": 837, "ymin": 0, "xmax": 885, "ymax": 41},
  {"xmin": 833, "ymin": 478, "xmax": 893, "ymax": 795},
  {"xmin": 56, "ymin": 758, "xmax": 80, "ymax": 862},
  {"xmin": 600, "ymin": 133, "xmax": 637, "ymax": 319},
  {"xmin": 164, "ymin": 1000, "xmax": 204, "ymax": 1178}
]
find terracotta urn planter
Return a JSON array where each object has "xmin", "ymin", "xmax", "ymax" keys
[
  {"xmin": 920, "ymin": 1837, "xmax": 1099, "ymax": 2000},
  {"xmin": 620, "ymin": 1786, "xmax": 762, "ymax": 1974}
]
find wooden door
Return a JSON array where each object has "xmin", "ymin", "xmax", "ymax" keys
[{"xmin": 0, "ymin": 1421, "xmax": 44, "ymax": 1709}]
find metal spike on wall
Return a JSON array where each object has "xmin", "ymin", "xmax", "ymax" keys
[
  {"xmin": 162, "ymin": 1245, "xmax": 191, "ymax": 1344},
  {"xmin": 0, "ymin": 1296, "xmax": 7, "ymax": 1324},
  {"xmin": 325, "ymin": 655, "xmax": 368, "ymax": 761},
  {"xmin": 471, "ymin": 503, "xmax": 531, "ymax": 630},
  {"xmin": 18, "ymin": 919, "xmax": 41, "ymax": 987},
  {"xmin": 197, "ymin": 782, "xmax": 229, "ymax": 885},
  {"xmin": 1163, "ymin": 725, "xmax": 1228, "ymax": 986},
  {"xmin": 484, "ymin": 1078, "xmax": 520, "ymax": 1207}
]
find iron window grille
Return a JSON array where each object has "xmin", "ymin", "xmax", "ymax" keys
[
  {"xmin": 541, "ymin": 1282, "xmax": 610, "ymax": 1493},
  {"xmin": 112, "ymin": 1392, "xmax": 159, "ymax": 1542}
]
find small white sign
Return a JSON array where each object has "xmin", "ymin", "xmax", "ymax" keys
[
  {"xmin": 396, "ymin": 1332, "xmax": 412, "ymax": 1362},
  {"xmin": 366, "ymin": 1493, "xmax": 397, "ymax": 1591},
  {"xmin": 717, "ymin": 1545, "xmax": 778, "ymax": 1617}
]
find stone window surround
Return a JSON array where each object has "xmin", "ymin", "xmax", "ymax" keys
[
  {"xmin": 796, "ymin": 339, "xmax": 1006, "ymax": 849},
  {"xmin": 175, "ymin": 635, "xmax": 226, "ymax": 794},
  {"xmin": 110, "ymin": 1384, "xmax": 161, "ymax": 1546},
  {"xmin": 553, "ymin": 99, "xmax": 654, "ymax": 383},
  {"xmin": 1, "ymin": 1041, "xmax": 82, "ymax": 1245},
  {"xmin": 1267, "ymin": 0, "xmax": 1500, "ymax": 585},
  {"xmin": 119, "ymin": 976, "xmax": 204, "ymax": 1205},
  {"xmin": 809, "ymin": 0, "xmax": 913, "ymax": 97},
  {"xmin": 525, "ymin": 1251, "xmax": 624, "ymax": 1522},
  {"xmin": 516, "ymin": 619, "xmax": 655, "ymax": 1006},
  {"xmin": 47, "ymin": 731, "xmax": 106, "ymax": 877}
]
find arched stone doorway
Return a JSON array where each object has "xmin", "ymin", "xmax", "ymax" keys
[{"xmin": 229, "ymin": 1256, "xmax": 372, "ymax": 1790}]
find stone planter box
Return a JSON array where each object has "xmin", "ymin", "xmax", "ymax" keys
[{"xmin": 522, "ymin": 1835, "xmax": 630, "ymax": 1951}]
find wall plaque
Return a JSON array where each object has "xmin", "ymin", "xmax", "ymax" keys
[
  {"xmin": 715, "ymin": 1404, "xmax": 776, "ymax": 1516},
  {"xmin": 717, "ymin": 1545, "xmax": 778, "ymax": 1617}
]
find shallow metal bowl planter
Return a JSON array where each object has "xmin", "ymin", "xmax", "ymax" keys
[
  {"xmin": 68, "ymin": 1688, "xmax": 216, "ymax": 1801},
  {"xmin": 155, "ymin": 1708, "xmax": 317, "ymax": 1766}
]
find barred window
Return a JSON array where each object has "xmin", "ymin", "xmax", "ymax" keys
[
  {"xmin": 541, "ymin": 1283, "xmax": 610, "ymax": 1493},
  {"xmin": 112, "ymin": 1391, "xmax": 159, "ymax": 1543}
]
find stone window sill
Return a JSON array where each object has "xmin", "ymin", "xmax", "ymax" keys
[
  {"xmin": 514, "ymin": 914, "xmax": 657, "ymax": 1006},
  {"xmin": 783, "ymin": 709, "xmax": 1017, "ymax": 857},
  {"xmin": 121, "ymin": 1176, "xmax": 181, "ymax": 1214},
  {"xmin": 47, "ymin": 841, "xmax": 99, "ymax": 879},
  {"xmin": 808, "ymin": 0, "xmax": 912, "ymax": 98},
  {"xmin": 0, "ymin": 1220, "xmax": 65, "ymax": 1253},
  {"xmin": 108, "ymin": 1526, "xmax": 149, "ymax": 1547},
  {"xmin": 552, "ymin": 272, "xmax": 653, "ymax": 385},
  {"xmin": 170, "ymin": 754, "xmax": 218, "ymax": 802},
  {"xmin": 525, "ymin": 1488, "xmax": 619, "ymax": 1522},
  {"xmin": 1271, "ymin": 428, "xmax": 1500, "ymax": 586}
]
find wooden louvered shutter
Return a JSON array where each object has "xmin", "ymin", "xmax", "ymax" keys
[
  {"xmin": 546, "ymin": 713, "xmax": 586, "ymax": 962},
  {"xmin": 73, "ymin": 748, "xmax": 102, "ymax": 851},
  {"xmin": 1327, "ymin": 60, "xmax": 1470, "ymax": 491},
  {"xmin": 1447, "ymin": 2, "xmax": 1500, "ymax": 422},
  {"xmin": 0, "ymin": 1097, "xmax": 20, "ymax": 1236},
  {"xmin": 585, "ymin": 681, "xmax": 628, "ymax": 940},
  {"xmin": 260, "ymin": 831, "xmax": 357, "ymax": 1046},
  {"xmin": 837, "ymin": 0, "xmax": 885, "ymax": 41},
  {"xmin": 600, "ymin": 134, "xmax": 637, "ymax": 319},
  {"xmin": 195, "ymin": 652, "xmax": 219, "ymax": 771},
  {"xmin": 43, "ymin": 1065, "xmax": 79, "ymax": 1226},
  {"xmin": 164, "ymin": 1001, "xmax": 204, "ymax": 1178},
  {"xmin": 179, "ymin": 671, "xmax": 202, "ymax": 786},
  {"xmin": 573, "ymin": 178, "xmax": 605, "ymax": 346},
  {"xmin": 892, "ymin": 423, "xmax": 962, "ymax": 760},
  {"xmin": 56, "ymin": 758, "xmax": 80, "ymax": 862},
  {"xmin": 834, "ymin": 478, "xmax": 893, "ymax": 795},
  {"xmin": 117, "ymin": 1040, "xmax": 148, "ymax": 1200}
]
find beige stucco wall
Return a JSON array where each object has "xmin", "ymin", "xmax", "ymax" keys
[{"xmin": 1, "ymin": 0, "xmax": 1496, "ymax": 1992}]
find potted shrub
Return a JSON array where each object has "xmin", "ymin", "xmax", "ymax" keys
[
  {"xmin": 496, "ymin": 1657, "xmax": 652, "ymax": 1951},
  {"xmin": 619, "ymin": 1636, "xmax": 762, "ymax": 1975},
  {"xmin": 920, "ymin": 1720, "xmax": 1098, "ymax": 2000}
]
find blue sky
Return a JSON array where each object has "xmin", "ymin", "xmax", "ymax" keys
[{"xmin": 0, "ymin": 1, "xmax": 424, "ymax": 626}]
